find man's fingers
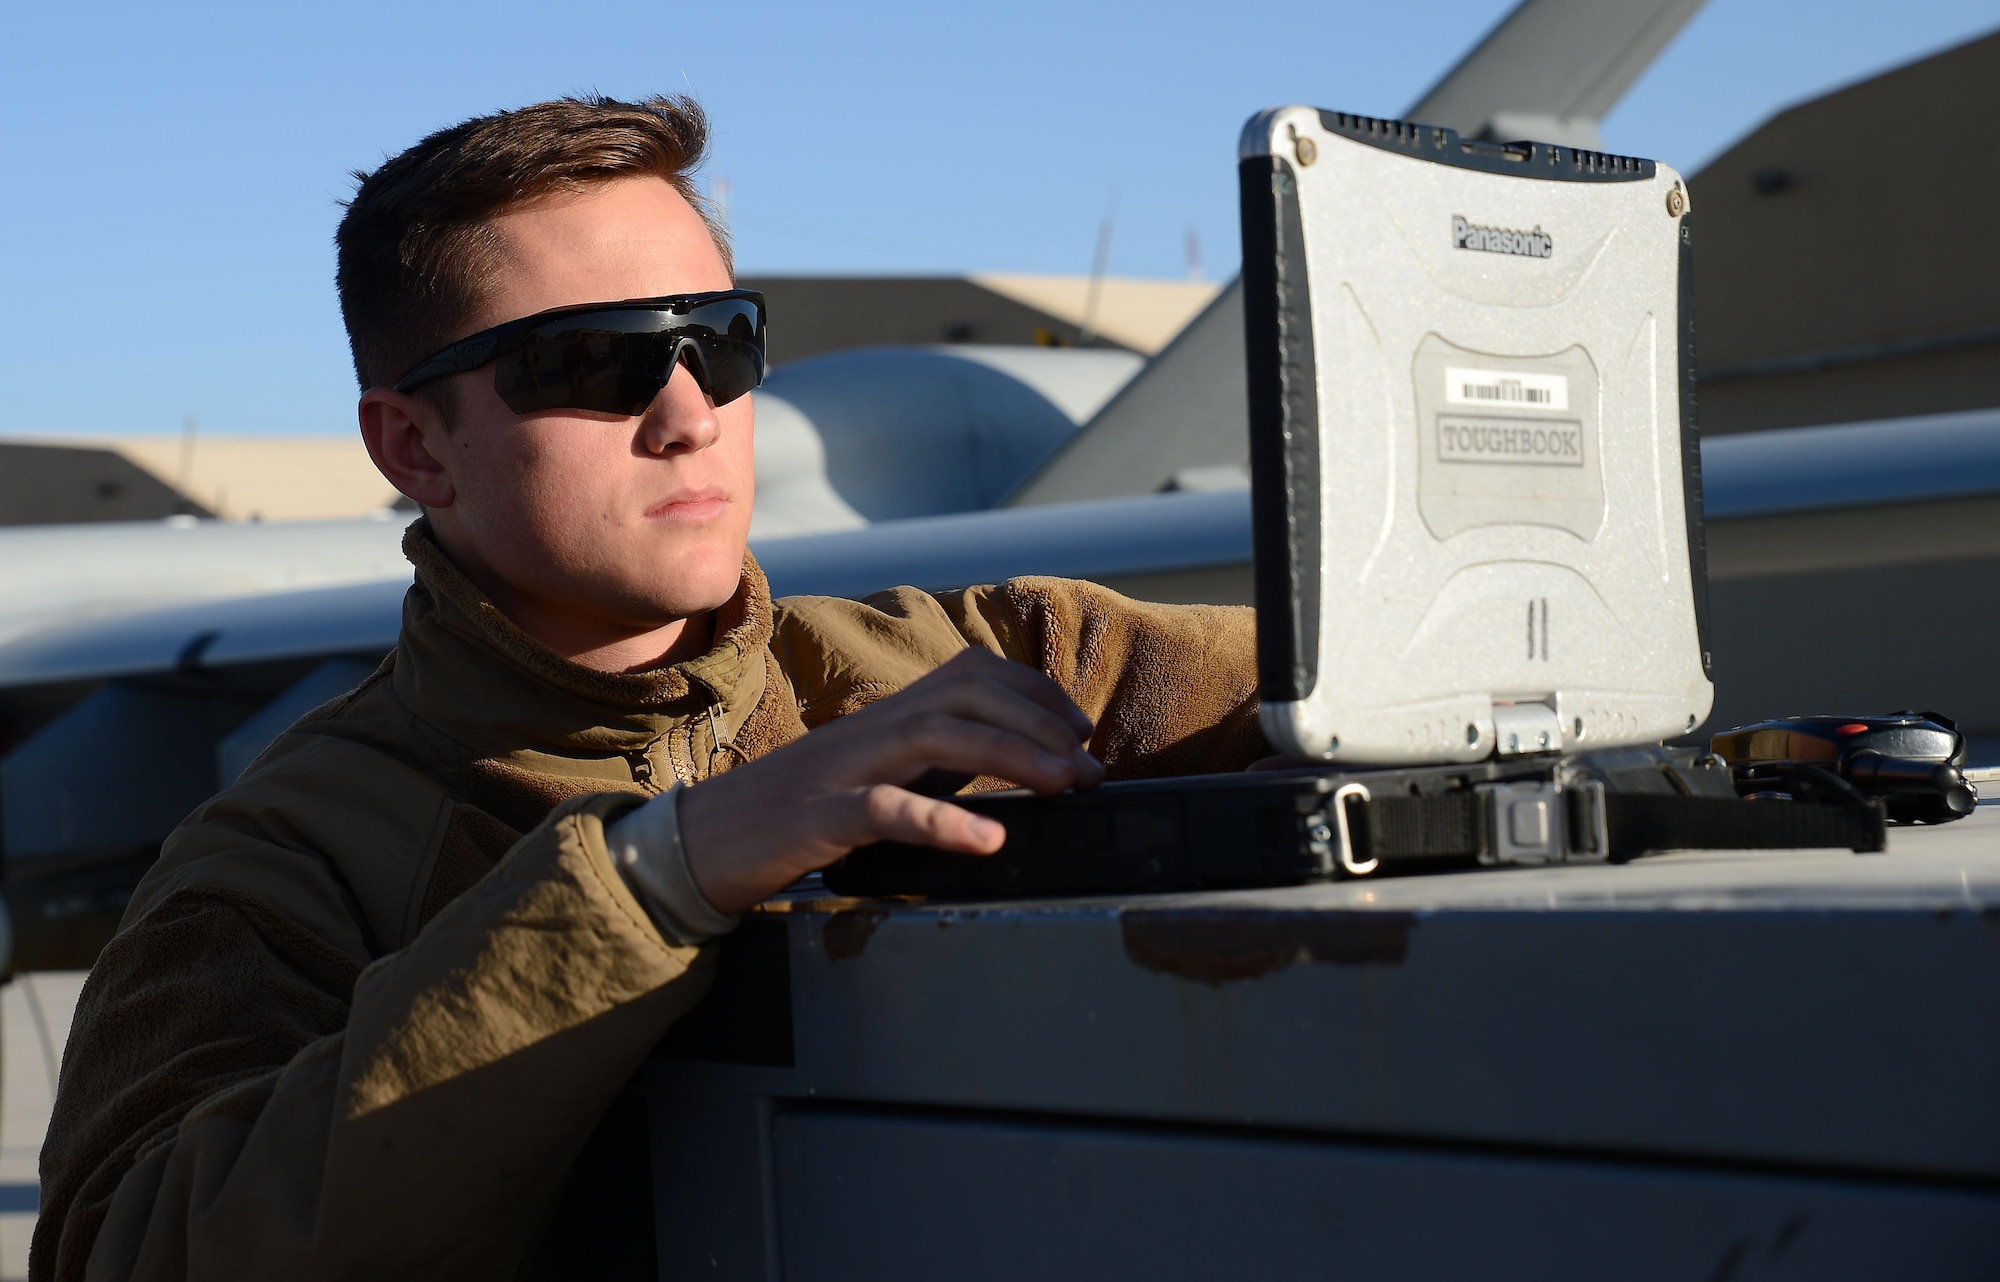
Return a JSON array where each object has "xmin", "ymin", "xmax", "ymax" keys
[
  {"xmin": 922, "ymin": 672, "xmax": 1097, "ymax": 761},
  {"xmin": 889, "ymin": 712, "xmax": 1094, "ymax": 793},
  {"xmin": 844, "ymin": 785, "xmax": 1006, "ymax": 855},
  {"xmin": 923, "ymin": 650, "xmax": 1095, "ymax": 741},
  {"xmin": 822, "ymin": 663, "xmax": 1105, "ymax": 791},
  {"xmin": 678, "ymin": 653, "xmax": 1102, "ymax": 909}
]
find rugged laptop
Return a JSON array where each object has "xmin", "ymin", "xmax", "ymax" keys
[
  {"xmin": 1237, "ymin": 107, "xmax": 1710, "ymax": 765},
  {"xmin": 825, "ymin": 110, "xmax": 1881, "ymax": 898}
]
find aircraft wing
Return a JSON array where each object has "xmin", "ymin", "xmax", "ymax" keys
[
  {"xmin": 0, "ymin": 513, "xmax": 414, "ymax": 650},
  {"xmin": 1406, "ymin": 0, "xmax": 1709, "ymax": 149},
  {"xmin": 0, "ymin": 489, "xmax": 1253, "ymax": 690},
  {"xmin": 2, "ymin": 409, "xmax": 1993, "ymax": 691}
]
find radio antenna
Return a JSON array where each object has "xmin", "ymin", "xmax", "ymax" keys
[{"xmin": 1078, "ymin": 191, "xmax": 1117, "ymax": 346}]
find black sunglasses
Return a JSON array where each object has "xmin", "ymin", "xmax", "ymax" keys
[{"xmin": 393, "ymin": 290, "xmax": 766, "ymax": 415}]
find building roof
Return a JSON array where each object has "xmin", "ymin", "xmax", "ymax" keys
[
  {"xmin": 968, "ymin": 274, "xmax": 1222, "ymax": 356},
  {"xmin": 0, "ymin": 434, "xmax": 399, "ymax": 524},
  {"xmin": 740, "ymin": 273, "xmax": 1220, "ymax": 366},
  {"xmin": 1691, "ymin": 29, "xmax": 2000, "ymax": 433}
]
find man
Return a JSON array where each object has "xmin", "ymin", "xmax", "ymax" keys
[{"xmin": 35, "ymin": 94, "xmax": 1263, "ymax": 1280}]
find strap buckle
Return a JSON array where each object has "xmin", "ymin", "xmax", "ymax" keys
[
  {"xmin": 1475, "ymin": 779, "xmax": 1609, "ymax": 865},
  {"xmin": 1328, "ymin": 782, "xmax": 1376, "ymax": 876},
  {"xmin": 1307, "ymin": 783, "xmax": 1377, "ymax": 877}
]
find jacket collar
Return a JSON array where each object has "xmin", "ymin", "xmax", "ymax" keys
[{"xmin": 391, "ymin": 519, "xmax": 772, "ymax": 761}]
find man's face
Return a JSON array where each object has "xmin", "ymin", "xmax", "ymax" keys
[{"xmin": 414, "ymin": 177, "xmax": 754, "ymax": 645}]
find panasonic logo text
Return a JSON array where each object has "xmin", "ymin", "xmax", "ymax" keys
[
  {"xmin": 1437, "ymin": 416, "xmax": 1584, "ymax": 467},
  {"xmin": 1452, "ymin": 215, "xmax": 1553, "ymax": 259}
]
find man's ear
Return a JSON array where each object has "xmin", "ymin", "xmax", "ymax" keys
[{"xmin": 358, "ymin": 387, "xmax": 456, "ymax": 509}]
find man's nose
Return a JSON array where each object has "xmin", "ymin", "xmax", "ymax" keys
[{"xmin": 637, "ymin": 348, "xmax": 720, "ymax": 455}]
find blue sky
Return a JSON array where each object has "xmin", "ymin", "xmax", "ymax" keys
[{"xmin": 1, "ymin": 0, "xmax": 1994, "ymax": 439}]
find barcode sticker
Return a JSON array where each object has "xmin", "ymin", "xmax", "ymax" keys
[{"xmin": 1444, "ymin": 366, "xmax": 1569, "ymax": 412}]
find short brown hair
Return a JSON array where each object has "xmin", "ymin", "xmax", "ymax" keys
[{"xmin": 335, "ymin": 93, "xmax": 731, "ymax": 395}]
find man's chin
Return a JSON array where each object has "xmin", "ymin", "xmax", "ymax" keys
[{"xmin": 622, "ymin": 540, "xmax": 748, "ymax": 618}]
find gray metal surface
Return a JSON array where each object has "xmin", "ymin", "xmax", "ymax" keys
[
  {"xmin": 773, "ymin": 1110, "xmax": 1995, "ymax": 1282},
  {"xmin": 640, "ymin": 809, "xmax": 2000, "ymax": 1279},
  {"xmin": 1699, "ymin": 407, "xmax": 2000, "ymax": 518},
  {"xmin": 214, "ymin": 657, "xmax": 379, "ymax": 784},
  {"xmin": 760, "ymin": 346, "xmax": 1141, "ymax": 525},
  {"xmin": 1, "ymin": 680, "xmax": 269, "ymax": 862},
  {"xmin": 754, "ymin": 489, "xmax": 1250, "ymax": 601},
  {"xmin": 1003, "ymin": 283, "xmax": 1247, "ymax": 506},
  {"xmin": 0, "ymin": 577, "xmax": 411, "ymax": 689},
  {"xmin": 0, "ymin": 512, "xmax": 413, "ymax": 649},
  {"xmin": 744, "ymin": 392, "xmax": 865, "ymax": 541}
]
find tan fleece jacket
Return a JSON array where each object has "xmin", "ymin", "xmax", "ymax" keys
[{"xmin": 33, "ymin": 521, "xmax": 1264, "ymax": 1282}]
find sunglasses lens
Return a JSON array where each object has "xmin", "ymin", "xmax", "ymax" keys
[
  {"xmin": 494, "ymin": 325, "xmax": 668, "ymax": 416},
  {"xmin": 677, "ymin": 297, "xmax": 765, "ymax": 406},
  {"xmin": 492, "ymin": 297, "xmax": 764, "ymax": 415},
  {"xmin": 688, "ymin": 338, "xmax": 764, "ymax": 406}
]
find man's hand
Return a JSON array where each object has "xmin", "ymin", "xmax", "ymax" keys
[{"xmin": 678, "ymin": 649, "xmax": 1104, "ymax": 913}]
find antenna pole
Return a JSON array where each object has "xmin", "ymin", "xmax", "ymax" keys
[{"xmin": 1078, "ymin": 208, "xmax": 1115, "ymax": 346}]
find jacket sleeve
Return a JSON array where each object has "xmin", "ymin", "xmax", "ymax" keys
[
  {"xmin": 940, "ymin": 577, "xmax": 1270, "ymax": 779},
  {"xmin": 33, "ymin": 794, "xmax": 708, "ymax": 1282}
]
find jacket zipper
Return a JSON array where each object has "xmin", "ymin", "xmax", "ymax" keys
[
  {"xmin": 631, "ymin": 697, "xmax": 727, "ymax": 791},
  {"xmin": 704, "ymin": 700, "xmax": 732, "ymax": 777},
  {"xmin": 625, "ymin": 749, "xmax": 662, "ymax": 794}
]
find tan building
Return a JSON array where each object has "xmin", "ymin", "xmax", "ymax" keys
[
  {"xmin": 740, "ymin": 273, "xmax": 1221, "ymax": 365},
  {"xmin": 0, "ymin": 435, "xmax": 401, "ymax": 526},
  {"xmin": 1691, "ymin": 30, "xmax": 2000, "ymax": 434},
  {"xmin": 0, "ymin": 442, "xmax": 197, "ymax": 525}
]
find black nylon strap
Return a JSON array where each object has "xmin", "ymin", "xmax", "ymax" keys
[
  {"xmin": 1353, "ymin": 794, "xmax": 1488, "ymax": 862},
  {"xmin": 1345, "ymin": 789, "xmax": 1884, "ymax": 867},
  {"xmin": 1606, "ymin": 794, "xmax": 1885, "ymax": 857}
]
